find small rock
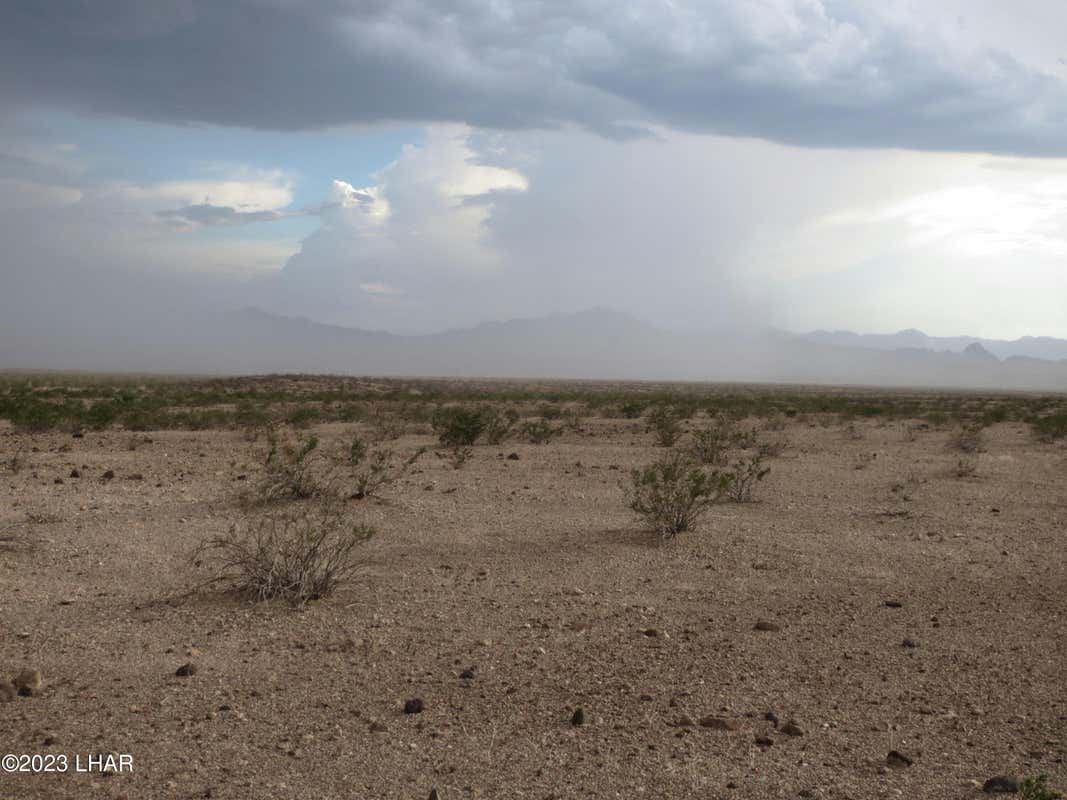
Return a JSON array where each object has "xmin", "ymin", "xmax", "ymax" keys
[
  {"xmin": 754, "ymin": 620, "xmax": 781, "ymax": 632},
  {"xmin": 42, "ymin": 735, "xmax": 56, "ymax": 746},
  {"xmin": 128, "ymin": 473, "xmax": 144, "ymax": 481},
  {"xmin": 884, "ymin": 600, "xmax": 903, "ymax": 608},
  {"xmin": 571, "ymin": 708, "xmax": 585, "ymax": 726},
  {"xmin": 428, "ymin": 788, "xmax": 441, "ymax": 800},
  {"xmin": 69, "ymin": 469, "xmax": 80, "ymax": 478},
  {"xmin": 672, "ymin": 715, "xmax": 695, "ymax": 728},
  {"xmin": 643, "ymin": 628, "xmax": 659, "ymax": 637},
  {"xmin": 755, "ymin": 735, "xmax": 774, "ymax": 747},
  {"xmin": 54, "ymin": 478, "xmax": 63, "ymax": 485},
  {"xmin": 14, "ymin": 669, "xmax": 43, "ymax": 697},
  {"xmin": 764, "ymin": 711, "xmax": 779, "ymax": 727},
  {"xmin": 0, "ymin": 681, "xmax": 16, "ymax": 702},
  {"xmin": 403, "ymin": 698, "xmax": 424, "ymax": 715},
  {"xmin": 780, "ymin": 720, "xmax": 804, "ymax": 737},
  {"xmin": 507, "ymin": 453, "xmax": 520, "ymax": 460},
  {"xmin": 175, "ymin": 663, "xmax": 198, "ymax": 677},
  {"xmin": 982, "ymin": 776, "xmax": 1020, "ymax": 794},
  {"xmin": 699, "ymin": 716, "xmax": 741, "ymax": 731},
  {"xmin": 368, "ymin": 721, "xmax": 388, "ymax": 733},
  {"xmin": 886, "ymin": 750, "xmax": 913, "ymax": 768},
  {"xmin": 902, "ymin": 638, "xmax": 918, "ymax": 648},
  {"xmin": 102, "ymin": 469, "xmax": 115, "ymax": 480}
]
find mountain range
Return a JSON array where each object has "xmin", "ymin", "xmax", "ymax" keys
[{"xmin": 3, "ymin": 307, "xmax": 1066, "ymax": 391}]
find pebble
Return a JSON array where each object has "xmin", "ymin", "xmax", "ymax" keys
[
  {"xmin": 754, "ymin": 620, "xmax": 781, "ymax": 632},
  {"xmin": 780, "ymin": 720, "xmax": 803, "ymax": 737}
]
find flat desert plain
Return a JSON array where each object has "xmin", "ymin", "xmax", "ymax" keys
[{"xmin": 1, "ymin": 380, "xmax": 1065, "ymax": 800}]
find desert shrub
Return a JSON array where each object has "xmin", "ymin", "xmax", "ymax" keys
[
  {"xmin": 521, "ymin": 418, "xmax": 563, "ymax": 444},
  {"xmin": 193, "ymin": 502, "xmax": 373, "ymax": 605},
  {"xmin": 368, "ymin": 411, "xmax": 406, "ymax": 441},
  {"xmin": 690, "ymin": 424, "xmax": 731, "ymax": 465},
  {"xmin": 757, "ymin": 438, "xmax": 788, "ymax": 458},
  {"xmin": 647, "ymin": 405, "xmax": 683, "ymax": 447},
  {"xmin": 348, "ymin": 433, "xmax": 368, "ymax": 466},
  {"xmin": 726, "ymin": 454, "xmax": 770, "ymax": 502},
  {"xmin": 336, "ymin": 402, "xmax": 366, "ymax": 423},
  {"xmin": 481, "ymin": 407, "xmax": 519, "ymax": 445},
  {"xmin": 948, "ymin": 423, "xmax": 984, "ymax": 453},
  {"xmin": 433, "ymin": 406, "xmax": 486, "ymax": 447},
  {"xmin": 537, "ymin": 403, "xmax": 564, "ymax": 420},
  {"xmin": 1020, "ymin": 775, "xmax": 1062, "ymax": 800},
  {"xmin": 620, "ymin": 401, "xmax": 645, "ymax": 419},
  {"xmin": 258, "ymin": 429, "xmax": 324, "ymax": 501},
  {"xmin": 351, "ymin": 446, "xmax": 424, "ymax": 499},
  {"xmin": 626, "ymin": 452, "xmax": 731, "ymax": 539},
  {"xmin": 235, "ymin": 401, "xmax": 270, "ymax": 431},
  {"xmin": 285, "ymin": 404, "xmax": 321, "ymax": 429},
  {"xmin": 1031, "ymin": 412, "xmax": 1067, "ymax": 442}
]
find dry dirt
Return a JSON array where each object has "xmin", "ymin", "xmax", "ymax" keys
[{"xmin": 1, "ymin": 411, "xmax": 1065, "ymax": 799}]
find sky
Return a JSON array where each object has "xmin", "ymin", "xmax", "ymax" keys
[{"xmin": 2, "ymin": 0, "xmax": 1067, "ymax": 341}]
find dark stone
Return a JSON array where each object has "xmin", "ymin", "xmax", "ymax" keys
[
  {"xmin": 902, "ymin": 638, "xmax": 918, "ymax": 648},
  {"xmin": 982, "ymin": 776, "xmax": 1019, "ymax": 794},
  {"xmin": 886, "ymin": 750, "xmax": 913, "ymax": 768},
  {"xmin": 754, "ymin": 620, "xmax": 781, "ymax": 632},
  {"xmin": 175, "ymin": 663, "xmax": 197, "ymax": 677},
  {"xmin": 102, "ymin": 469, "xmax": 115, "ymax": 480},
  {"xmin": 403, "ymin": 698, "xmax": 424, "ymax": 714},
  {"xmin": 571, "ymin": 708, "xmax": 585, "ymax": 726},
  {"xmin": 507, "ymin": 453, "xmax": 520, "ymax": 460}
]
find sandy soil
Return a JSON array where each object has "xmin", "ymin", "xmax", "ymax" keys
[{"xmin": 1, "ymin": 411, "xmax": 1065, "ymax": 799}]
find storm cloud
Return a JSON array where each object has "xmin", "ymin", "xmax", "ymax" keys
[{"xmin": 3, "ymin": 0, "xmax": 1067, "ymax": 154}]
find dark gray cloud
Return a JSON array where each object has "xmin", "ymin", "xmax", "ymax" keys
[{"xmin": 3, "ymin": 0, "xmax": 1067, "ymax": 154}]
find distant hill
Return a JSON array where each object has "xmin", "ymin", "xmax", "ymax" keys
[
  {"xmin": 3, "ymin": 307, "xmax": 1066, "ymax": 391},
  {"xmin": 798, "ymin": 328, "xmax": 1067, "ymax": 362}
]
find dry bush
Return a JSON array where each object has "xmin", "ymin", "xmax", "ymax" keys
[
  {"xmin": 521, "ymin": 418, "xmax": 563, "ymax": 444},
  {"xmin": 193, "ymin": 502, "xmax": 373, "ymax": 605},
  {"xmin": 445, "ymin": 445, "xmax": 473, "ymax": 470},
  {"xmin": 481, "ymin": 407, "xmax": 519, "ymax": 445},
  {"xmin": 727, "ymin": 454, "xmax": 770, "ymax": 502},
  {"xmin": 757, "ymin": 438, "xmax": 788, "ymax": 458},
  {"xmin": 954, "ymin": 456, "xmax": 978, "ymax": 478},
  {"xmin": 5, "ymin": 444, "xmax": 26, "ymax": 474},
  {"xmin": 626, "ymin": 451, "xmax": 731, "ymax": 540},
  {"xmin": 257, "ymin": 428, "xmax": 326, "ymax": 502},
  {"xmin": 853, "ymin": 452, "xmax": 877, "ymax": 470},
  {"xmin": 689, "ymin": 423, "xmax": 731, "ymax": 465},
  {"xmin": 647, "ymin": 405, "xmax": 683, "ymax": 447},
  {"xmin": 351, "ymin": 444, "xmax": 424, "ymax": 499}
]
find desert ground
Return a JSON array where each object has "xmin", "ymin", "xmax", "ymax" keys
[{"xmin": 1, "ymin": 376, "xmax": 1065, "ymax": 800}]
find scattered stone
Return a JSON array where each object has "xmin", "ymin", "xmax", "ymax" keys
[
  {"xmin": 886, "ymin": 750, "xmax": 913, "ymax": 769},
  {"xmin": 672, "ymin": 715, "xmax": 695, "ymax": 728},
  {"xmin": 699, "ymin": 716, "xmax": 741, "ymax": 731},
  {"xmin": 128, "ymin": 473, "xmax": 144, "ymax": 481},
  {"xmin": 982, "ymin": 776, "xmax": 1019, "ymax": 794},
  {"xmin": 459, "ymin": 667, "xmax": 477, "ymax": 680},
  {"xmin": 507, "ymin": 453, "xmax": 520, "ymax": 460},
  {"xmin": 368, "ymin": 721, "xmax": 388, "ymax": 733},
  {"xmin": 884, "ymin": 600, "xmax": 903, "ymax": 608},
  {"xmin": 14, "ymin": 669, "xmax": 43, "ymax": 697},
  {"xmin": 780, "ymin": 720, "xmax": 804, "ymax": 737},
  {"xmin": 71, "ymin": 431, "xmax": 84, "ymax": 438},
  {"xmin": 643, "ymin": 628, "xmax": 659, "ymax": 637},
  {"xmin": 175, "ymin": 663, "xmax": 198, "ymax": 677},
  {"xmin": 764, "ymin": 711, "xmax": 779, "ymax": 727},
  {"xmin": 902, "ymin": 638, "xmax": 918, "ymax": 649},
  {"xmin": 0, "ymin": 680, "xmax": 16, "ymax": 702},
  {"xmin": 69, "ymin": 469, "xmax": 80, "ymax": 478},
  {"xmin": 755, "ymin": 735, "xmax": 774, "ymax": 747},
  {"xmin": 570, "ymin": 708, "xmax": 585, "ymax": 726},
  {"xmin": 42, "ymin": 735, "xmax": 56, "ymax": 746},
  {"xmin": 102, "ymin": 469, "xmax": 115, "ymax": 480},
  {"xmin": 403, "ymin": 698, "xmax": 424, "ymax": 715},
  {"xmin": 53, "ymin": 478, "xmax": 63, "ymax": 485},
  {"xmin": 754, "ymin": 620, "xmax": 781, "ymax": 632}
]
